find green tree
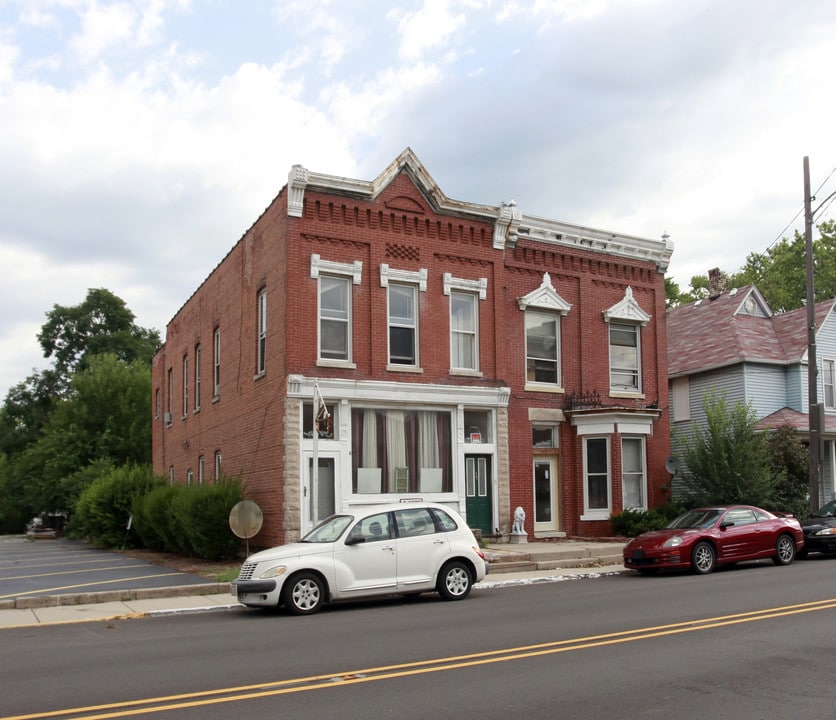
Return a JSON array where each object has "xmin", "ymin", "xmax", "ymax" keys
[
  {"xmin": 0, "ymin": 369, "xmax": 63, "ymax": 457},
  {"xmin": 37, "ymin": 288, "xmax": 160, "ymax": 381},
  {"xmin": 678, "ymin": 392, "xmax": 774, "ymax": 507},
  {"xmin": 13, "ymin": 354, "xmax": 152, "ymax": 514},
  {"xmin": 765, "ymin": 425, "xmax": 809, "ymax": 518},
  {"xmin": 729, "ymin": 220, "xmax": 836, "ymax": 312}
]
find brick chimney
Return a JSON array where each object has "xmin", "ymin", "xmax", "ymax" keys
[{"xmin": 708, "ymin": 268, "xmax": 726, "ymax": 299}]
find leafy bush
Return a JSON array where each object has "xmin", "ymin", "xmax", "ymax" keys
[
  {"xmin": 132, "ymin": 476, "xmax": 244, "ymax": 560},
  {"xmin": 69, "ymin": 464, "xmax": 164, "ymax": 547},
  {"xmin": 131, "ymin": 484, "xmax": 181, "ymax": 551},
  {"xmin": 611, "ymin": 504, "xmax": 689, "ymax": 537}
]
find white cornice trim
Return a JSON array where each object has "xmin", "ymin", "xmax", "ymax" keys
[
  {"xmin": 286, "ymin": 148, "xmax": 674, "ymax": 272},
  {"xmin": 288, "ymin": 375, "xmax": 511, "ymax": 407}
]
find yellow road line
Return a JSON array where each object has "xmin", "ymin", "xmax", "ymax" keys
[{"xmin": 3, "ymin": 597, "xmax": 834, "ymax": 720}]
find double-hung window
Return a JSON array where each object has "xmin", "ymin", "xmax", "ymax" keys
[
  {"xmin": 824, "ymin": 359, "xmax": 836, "ymax": 409},
  {"xmin": 526, "ymin": 311, "xmax": 560, "ymax": 385},
  {"xmin": 182, "ymin": 355, "xmax": 189, "ymax": 418},
  {"xmin": 194, "ymin": 344, "xmax": 201, "ymax": 411},
  {"xmin": 621, "ymin": 437, "xmax": 646, "ymax": 509},
  {"xmin": 319, "ymin": 276, "xmax": 351, "ymax": 361},
  {"xmin": 444, "ymin": 272, "xmax": 486, "ymax": 374},
  {"xmin": 583, "ymin": 437, "xmax": 610, "ymax": 517},
  {"xmin": 609, "ymin": 322, "xmax": 640, "ymax": 392},
  {"xmin": 603, "ymin": 287, "xmax": 649, "ymax": 395},
  {"xmin": 312, "ymin": 254, "xmax": 362, "ymax": 365},
  {"xmin": 450, "ymin": 291, "xmax": 478, "ymax": 371},
  {"xmin": 388, "ymin": 283, "xmax": 417, "ymax": 366},
  {"xmin": 257, "ymin": 287, "xmax": 267, "ymax": 375},
  {"xmin": 213, "ymin": 327, "xmax": 221, "ymax": 398}
]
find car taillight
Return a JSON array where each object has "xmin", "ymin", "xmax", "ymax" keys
[{"xmin": 473, "ymin": 546, "xmax": 485, "ymax": 560}]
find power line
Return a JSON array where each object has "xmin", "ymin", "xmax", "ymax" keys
[{"xmin": 767, "ymin": 164, "xmax": 836, "ymax": 250}]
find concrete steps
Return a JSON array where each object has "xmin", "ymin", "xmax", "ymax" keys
[{"xmin": 485, "ymin": 542, "xmax": 626, "ymax": 574}]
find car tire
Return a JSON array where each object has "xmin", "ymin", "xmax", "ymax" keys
[
  {"xmin": 282, "ymin": 572, "xmax": 326, "ymax": 615},
  {"xmin": 691, "ymin": 541, "xmax": 716, "ymax": 574},
  {"xmin": 437, "ymin": 561, "xmax": 473, "ymax": 601},
  {"xmin": 772, "ymin": 534, "xmax": 796, "ymax": 566}
]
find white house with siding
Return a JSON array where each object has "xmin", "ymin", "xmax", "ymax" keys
[{"xmin": 667, "ymin": 283, "xmax": 836, "ymax": 504}]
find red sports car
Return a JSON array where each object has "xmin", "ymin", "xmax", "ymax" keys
[{"xmin": 623, "ymin": 505, "xmax": 804, "ymax": 575}]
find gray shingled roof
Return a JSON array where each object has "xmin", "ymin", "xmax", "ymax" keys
[{"xmin": 667, "ymin": 285, "xmax": 836, "ymax": 377}]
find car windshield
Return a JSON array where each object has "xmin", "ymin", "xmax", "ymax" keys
[
  {"xmin": 812, "ymin": 501, "xmax": 836, "ymax": 518},
  {"xmin": 300, "ymin": 515, "xmax": 353, "ymax": 543},
  {"xmin": 666, "ymin": 509, "xmax": 723, "ymax": 530}
]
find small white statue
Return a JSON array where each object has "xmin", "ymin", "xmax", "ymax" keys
[{"xmin": 511, "ymin": 506, "xmax": 526, "ymax": 535}]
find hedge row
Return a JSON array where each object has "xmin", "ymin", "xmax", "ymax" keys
[{"xmin": 68, "ymin": 464, "xmax": 244, "ymax": 560}]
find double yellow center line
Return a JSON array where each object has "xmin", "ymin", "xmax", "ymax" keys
[{"xmin": 5, "ymin": 597, "xmax": 835, "ymax": 720}]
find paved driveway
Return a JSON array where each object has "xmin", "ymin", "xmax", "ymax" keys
[{"xmin": 0, "ymin": 535, "xmax": 213, "ymax": 601}]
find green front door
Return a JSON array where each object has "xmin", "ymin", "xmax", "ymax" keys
[{"xmin": 464, "ymin": 455, "xmax": 492, "ymax": 535}]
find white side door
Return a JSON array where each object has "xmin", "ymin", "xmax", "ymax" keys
[
  {"xmin": 332, "ymin": 512, "xmax": 397, "ymax": 597},
  {"xmin": 393, "ymin": 507, "xmax": 450, "ymax": 591}
]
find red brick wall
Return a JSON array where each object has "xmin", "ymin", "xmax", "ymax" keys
[{"xmin": 153, "ymin": 167, "xmax": 670, "ymax": 544}]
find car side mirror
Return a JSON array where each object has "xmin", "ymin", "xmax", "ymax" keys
[
  {"xmin": 345, "ymin": 535, "xmax": 365, "ymax": 545},
  {"xmin": 720, "ymin": 521, "xmax": 733, "ymax": 530}
]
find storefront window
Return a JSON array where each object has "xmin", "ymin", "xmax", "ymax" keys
[{"xmin": 351, "ymin": 408, "xmax": 452, "ymax": 494}]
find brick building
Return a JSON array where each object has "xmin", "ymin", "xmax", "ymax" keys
[{"xmin": 151, "ymin": 149, "xmax": 673, "ymax": 547}]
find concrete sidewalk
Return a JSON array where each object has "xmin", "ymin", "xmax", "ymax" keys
[{"xmin": 0, "ymin": 540, "xmax": 629, "ymax": 628}]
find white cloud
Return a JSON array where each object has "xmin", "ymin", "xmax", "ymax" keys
[
  {"xmin": 390, "ymin": 0, "xmax": 466, "ymax": 62},
  {"xmin": 2, "ymin": 0, "xmax": 836, "ymax": 398},
  {"xmin": 71, "ymin": 2, "xmax": 139, "ymax": 62}
]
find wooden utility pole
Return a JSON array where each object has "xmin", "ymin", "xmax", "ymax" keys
[{"xmin": 804, "ymin": 156, "xmax": 821, "ymax": 512}]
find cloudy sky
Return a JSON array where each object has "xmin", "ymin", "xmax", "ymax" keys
[{"xmin": 2, "ymin": 0, "xmax": 836, "ymax": 399}]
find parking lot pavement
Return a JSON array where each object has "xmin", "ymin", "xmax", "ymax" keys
[{"xmin": 0, "ymin": 535, "xmax": 215, "ymax": 603}]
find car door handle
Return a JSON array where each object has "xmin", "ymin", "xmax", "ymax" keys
[{"xmin": 381, "ymin": 545, "xmax": 395, "ymax": 552}]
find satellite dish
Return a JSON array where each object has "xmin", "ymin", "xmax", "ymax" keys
[
  {"xmin": 229, "ymin": 500, "xmax": 263, "ymax": 549},
  {"xmin": 665, "ymin": 456, "xmax": 679, "ymax": 475}
]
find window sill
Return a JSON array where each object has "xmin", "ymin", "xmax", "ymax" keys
[
  {"xmin": 253, "ymin": 370, "xmax": 266, "ymax": 382},
  {"xmin": 450, "ymin": 369, "xmax": 483, "ymax": 378},
  {"xmin": 524, "ymin": 383, "xmax": 565, "ymax": 394},
  {"xmin": 317, "ymin": 360, "xmax": 357, "ymax": 370},
  {"xmin": 580, "ymin": 512, "xmax": 610, "ymax": 522},
  {"xmin": 212, "ymin": 395, "xmax": 220, "ymax": 404},
  {"xmin": 386, "ymin": 364, "xmax": 424, "ymax": 374},
  {"xmin": 610, "ymin": 390, "xmax": 644, "ymax": 399}
]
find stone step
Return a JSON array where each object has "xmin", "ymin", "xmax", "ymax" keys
[{"xmin": 487, "ymin": 546, "xmax": 625, "ymax": 574}]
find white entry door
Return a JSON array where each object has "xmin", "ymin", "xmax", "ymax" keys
[
  {"xmin": 533, "ymin": 457, "xmax": 559, "ymax": 533},
  {"xmin": 303, "ymin": 454, "xmax": 337, "ymax": 535}
]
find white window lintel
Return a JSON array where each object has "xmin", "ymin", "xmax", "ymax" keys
[
  {"xmin": 311, "ymin": 254, "xmax": 363, "ymax": 284},
  {"xmin": 443, "ymin": 272, "xmax": 487, "ymax": 299},
  {"xmin": 380, "ymin": 264, "xmax": 427, "ymax": 291}
]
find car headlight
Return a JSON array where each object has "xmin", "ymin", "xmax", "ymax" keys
[
  {"xmin": 815, "ymin": 528, "xmax": 836, "ymax": 537},
  {"xmin": 258, "ymin": 565, "xmax": 288, "ymax": 579},
  {"xmin": 663, "ymin": 536, "xmax": 683, "ymax": 548}
]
